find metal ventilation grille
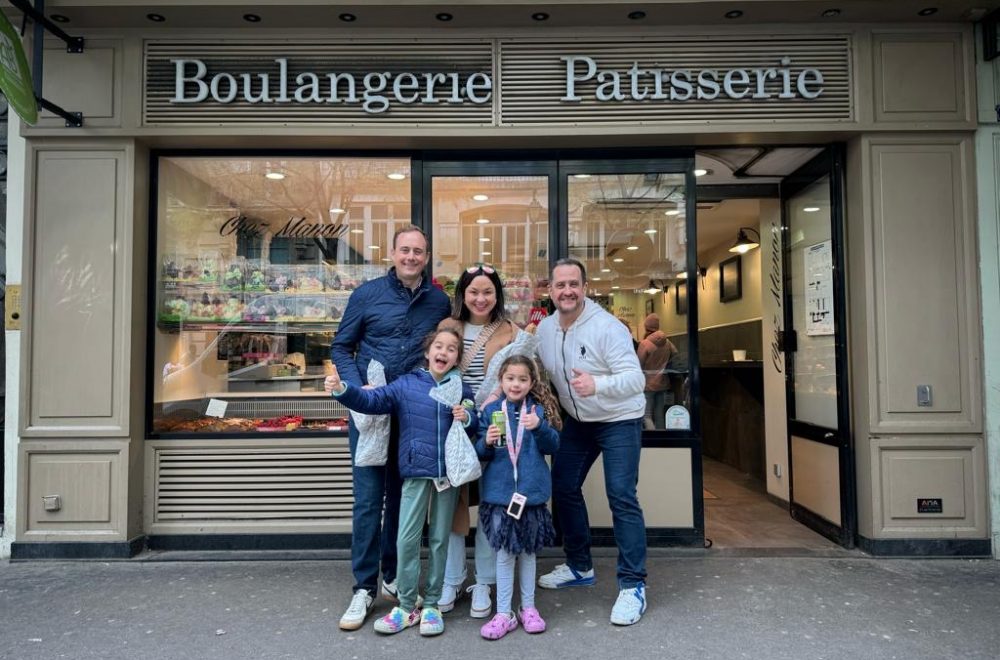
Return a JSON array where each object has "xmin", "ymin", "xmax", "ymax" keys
[
  {"xmin": 154, "ymin": 444, "xmax": 354, "ymax": 522},
  {"xmin": 145, "ymin": 40, "xmax": 494, "ymax": 126},
  {"xmin": 224, "ymin": 398, "xmax": 348, "ymax": 420},
  {"xmin": 499, "ymin": 36, "xmax": 853, "ymax": 125}
]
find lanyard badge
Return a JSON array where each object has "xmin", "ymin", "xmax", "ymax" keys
[{"xmin": 501, "ymin": 399, "xmax": 528, "ymax": 519}]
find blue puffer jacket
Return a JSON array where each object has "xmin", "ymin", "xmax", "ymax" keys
[
  {"xmin": 331, "ymin": 268, "xmax": 451, "ymax": 386},
  {"xmin": 335, "ymin": 368, "xmax": 479, "ymax": 480},
  {"xmin": 476, "ymin": 397, "xmax": 559, "ymax": 506}
]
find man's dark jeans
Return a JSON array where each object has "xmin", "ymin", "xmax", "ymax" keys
[
  {"xmin": 348, "ymin": 419, "xmax": 402, "ymax": 594},
  {"xmin": 551, "ymin": 416, "xmax": 647, "ymax": 588}
]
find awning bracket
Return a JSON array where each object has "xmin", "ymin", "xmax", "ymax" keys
[{"xmin": 7, "ymin": 0, "xmax": 85, "ymax": 127}]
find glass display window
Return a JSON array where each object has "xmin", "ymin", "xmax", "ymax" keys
[{"xmin": 150, "ymin": 156, "xmax": 411, "ymax": 436}]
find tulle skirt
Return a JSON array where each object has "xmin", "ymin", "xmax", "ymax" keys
[{"xmin": 478, "ymin": 502, "xmax": 556, "ymax": 555}]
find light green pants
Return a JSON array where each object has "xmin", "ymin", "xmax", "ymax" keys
[{"xmin": 396, "ymin": 478, "xmax": 460, "ymax": 611}]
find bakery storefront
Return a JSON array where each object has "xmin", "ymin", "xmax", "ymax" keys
[{"xmin": 4, "ymin": 5, "xmax": 991, "ymax": 558}]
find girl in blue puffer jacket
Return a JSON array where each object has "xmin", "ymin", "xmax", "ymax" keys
[
  {"xmin": 325, "ymin": 327, "xmax": 477, "ymax": 638},
  {"xmin": 475, "ymin": 355, "xmax": 562, "ymax": 641}
]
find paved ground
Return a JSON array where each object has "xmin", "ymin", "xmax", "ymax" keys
[{"xmin": 1, "ymin": 551, "xmax": 998, "ymax": 660}]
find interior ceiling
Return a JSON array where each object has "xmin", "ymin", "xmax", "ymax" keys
[{"xmin": 17, "ymin": 1, "xmax": 1000, "ymax": 28}]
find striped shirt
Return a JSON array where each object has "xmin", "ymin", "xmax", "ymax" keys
[{"xmin": 463, "ymin": 323, "xmax": 487, "ymax": 395}]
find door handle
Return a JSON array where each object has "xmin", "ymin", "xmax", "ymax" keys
[{"xmin": 824, "ymin": 432, "xmax": 835, "ymax": 440}]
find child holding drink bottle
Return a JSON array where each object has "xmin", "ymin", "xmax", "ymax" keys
[
  {"xmin": 475, "ymin": 355, "xmax": 562, "ymax": 640},
  {"xmin": 325, "ymin": 327, "xmax": 477, "ymax": 637}
]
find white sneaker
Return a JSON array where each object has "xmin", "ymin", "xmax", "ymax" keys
[
  {"xmin": 339, "ymin": 589, "xmax": 375, "ymax": 631},
  {"xmin": 439, "ymin": 582, "xmax": 463, "ymax": 613},
  {"xmin": 537, "ymin": 563, "xmax": 596, "ymax": 589},
  {"xmin": 381, "ymin": 580, "xmax": 424, "ymax": 608},
  {"xmin": 467, "ymin": 583, "xmax": 492, "ymax": 618},
  {"xmin": 610, "ymin": 583, "xmax": 647, "ymax": 626}
]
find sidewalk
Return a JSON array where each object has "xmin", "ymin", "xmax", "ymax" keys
[{"xmin": 1, "ymin": 550, "xmax": 998, "ymax": 660}]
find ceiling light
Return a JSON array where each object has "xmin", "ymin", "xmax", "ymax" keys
[
  {"xmin": 339, "ymin": 13, "xmax": 357, "ymax": 22},
  {"xmin": 821, "ymin": 8, "xmax": 841, "ymax": 17},
  {"xmin": 350, "ymin": 229, "xmax": 364, "ymax": 234},
  {"xmin": 573, "ymin": 173, "xmax": 592, "ymax": 179},
  {"xmin": 476, "ymin": 217, "xmax": 490, "ymax": 224},
  {"xmin": 613, "ymin": 257, "xmax": 624, "ymax": 263},
  {"xmin": 147, "ymin": 13, "xmax": 166, "ymax": 22},
  {"xmin": 481, "ymin": 251, "xmax": 491, "ymax": 256},
  {"xmin": 665, "ymin": 209, "xmax": 681, "ymax": 216},
  {"xmin": 626, "ymin": 245, "xmax": 639, "ymax": 251},
  {"xmin": 678, "ymin": 272, "xmax": 688, "ymax": 279},
  {"xmin": 381, "ymin": 257, "xmax": 392, "ymax": 262},
  {"xmin": 729, "ymin": 227, "xmax": 761, "ymax": 254},
  {"xmin": 918, "ymin": 7, "xmax": 938, "ymax": 16},
  {"xmin": 329, "ymin": 207, "xmax": 345, "ymax": 214},
  {"xmin": 243, "ymin": 13, "xmax": 262, "ymax": 22},
  {"xmin": 644, "ymin": 228, "xmax": 657, "ymax": 234},
  {"xmin": 368, "ymin": 245, "xmax": 380, "ymax": 250},
  {"xmin": 694, "ymin": 168, "xmax": 711, "ymax": 177},
  {"xmin": 628, "ymin": 11, "xmax": 646, "ymax": 20},
  {"xmin": 265, "ymin": 171, "xmax": 285, "ymax": 180},
  {"xmin": 803, "ymin": 206, "xmax": 821, "ymax": 213},
  {"xmin": 472, "ymin": 194, "xmax": 489, "ymax": 201},
  {"xmin": 644, "ymin": 280, "xmax": 662, "ymax": 295},
  {"xmin": 532, "ymin": 12, "xmax": 549, "ymax": 21},
  {"xmin": 601, "ymin": 268, "xmax": 611, "ymax": 273},
  {"xmin": 725, "ymin": 10, "xmax": 744, "ymax": 19},
  {"xmin": 436, "ymin": 12, "xmax": 453, "ymax": 21},
  {"xmin": 387, "ymin": 172, "xmax": 406, "ymax": 180},
  {"xmin": 592, "ymin": 277, "xmax": 602, "ymax": 281},
  {"xmin": 611, "ymin": 285, "xmax": 621, "ymax": 290},
  {"xmin": 50, "ymin": 14, "xmax": 70, "ymax": 23},
  {"xmin": 479, "ymin": 237, "xmax": 490, "ymax": 242}
]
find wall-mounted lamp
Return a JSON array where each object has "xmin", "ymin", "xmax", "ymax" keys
[
  {"xmin": 729, "ymin": 227, "xmax": 761, "ymax": 254},
  {"xmin": 644, "ymin": 279, "xmax": 663, "ymax": 295},
  {"xmin": 677, "ymin": 265, "xmax": 707, "ymax": 280}
]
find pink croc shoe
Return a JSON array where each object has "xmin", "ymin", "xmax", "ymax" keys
[
  {"xmin": 480, "ymin": 612, "xmax": 518, "ymax": 640},
  {"xmin": 519, "ymin": 606, "xmax": 546, "ymax": 634}
]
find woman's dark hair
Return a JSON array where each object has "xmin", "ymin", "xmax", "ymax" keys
[
  {"xmin": 422, "ymin": 327, "xmax": 464, "ymax": 367},
  {"xmin": 452, "ymin": 266, "xmax": 506, "ymax": 323}
]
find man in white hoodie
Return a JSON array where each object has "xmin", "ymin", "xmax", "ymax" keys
[{"xmin": 535, "ymin": 257, "xmax": 649, "ymax": 626}]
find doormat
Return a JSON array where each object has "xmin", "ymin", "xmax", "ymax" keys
[{"xmin": 703, "ymin": 489, "xmax": 718, "ymax": 500}]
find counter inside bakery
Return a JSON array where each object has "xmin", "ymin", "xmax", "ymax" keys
[{"xmin": 699, "ymin": 360, "xmax": 764, "ymax": 482}]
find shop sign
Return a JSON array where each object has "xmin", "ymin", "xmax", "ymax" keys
[
  {"xmin": 171, "ymin": 58, "xmax": 493, "ymax": 114},
  {"xmin": 220, "ymin": 214, "xmax": 349, "ymax": 239},
  {"xmin": 0, "ymin": 12, "xmax": 37, "ymax": 124},
  {"xmin": 561, "ymin": 55, "xmax": 824, "ymax": 103}
]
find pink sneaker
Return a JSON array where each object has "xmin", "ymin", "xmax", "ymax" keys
[
  {"xmin": 519, "ymin": 606, "xmax": 546, "ymax": 634},
  {"xmin": 480, "ymin": 612, "xmax": 518, "ymax": 640}
]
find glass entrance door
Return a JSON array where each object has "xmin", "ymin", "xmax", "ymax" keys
[{"xmin": 781, "ymin": 147, "xmax": 855, "ymax": 547}]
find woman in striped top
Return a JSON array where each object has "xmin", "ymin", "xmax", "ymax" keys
[{"xmin": 436, "ymin": 263, "xmax": 537, "ymax": 620}]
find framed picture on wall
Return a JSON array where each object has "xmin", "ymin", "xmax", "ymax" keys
[
  {"xmin": 645, "ymin": 298, "xmax": 654, "ymax": 316},
  {"xmin": 719, "ymin": 254, "xmax": 742, "ymax": 302},
  {"xmin": 675, "ymin": 280, "xmax": 688, "ymax": 315}
]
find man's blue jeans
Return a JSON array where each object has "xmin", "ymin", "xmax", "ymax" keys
[
  {"xmin": 348, "ymin": 418, "xmax": 402, "ymax": 594},
  {"xmin": 551, "ymin": 416, "xmax": 647, "ymax": 588}
]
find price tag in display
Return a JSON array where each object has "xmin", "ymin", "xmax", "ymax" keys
[{"xmin": 205, "ymin": 398, "xmax": 228, "ymax": 418}]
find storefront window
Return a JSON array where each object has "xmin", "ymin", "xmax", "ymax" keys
[
  {"xmin": 151, "ymin": 156, "xmax": 411, "ymax": 435},
  {"xmin": 567, "ymin": 171, "xmax": 689, "ymax": 428},
  {"xmin": 430, "ymin": 175, "xmax": 549, "ymax": 328}
]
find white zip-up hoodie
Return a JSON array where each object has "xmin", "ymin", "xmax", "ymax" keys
[{"xmin": 536, "ymin": 298, "xmax": 646, "ymax": 423}]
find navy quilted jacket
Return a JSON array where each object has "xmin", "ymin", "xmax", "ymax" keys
[
  {"xmin": 476, "ymin": 396, "xmax": 559, "ymax": 506},
  {"xmin": 330, "ymin": 268, "xmax": 451, "ymax": 386},
  {"xmin": 334, "ymin": 368, "xmax": 479, "ymax": 479}
]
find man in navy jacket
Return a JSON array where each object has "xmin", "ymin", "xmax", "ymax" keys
[{"xmin": 331, "ymin": 225, "xmax": 451, "ymax": 630}]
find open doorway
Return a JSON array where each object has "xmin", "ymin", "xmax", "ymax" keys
[{"xmin": 683, "ymin": 146, "xmax": 849, "ymax": 551}]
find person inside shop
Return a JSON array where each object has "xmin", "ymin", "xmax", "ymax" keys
[
  {"xmin": 637, "ymin": 313, "xmax": 678, "ymax": 430},
  {"xmin": 438, "ymin": 263, "xmax": 538, "ymax": 620},
  {"xmin": 534, "ymin": 258, "xmax": 650, "ymax": 626},
  {"xmin": 475, "ymin": 355, "xmax": 561, "ymax": 640},
  {"xmin": 329, "ymin": 225, "xmax": 451, "ymax": 632},
  {"xmin": 326, "ymin": 327, "xmax": 477, "ymax": 636}
]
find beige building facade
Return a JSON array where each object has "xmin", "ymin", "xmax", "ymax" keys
[{"xmin": 1, "ymin": 1, "xmax": 994, "ymax": 558}]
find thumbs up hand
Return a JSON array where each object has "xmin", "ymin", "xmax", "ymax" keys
[
  {"xmin": 324, "ymin": 364, "xmax": 344, "ymax": 395},
  {"xmin": 521, "ymin": 404, "xmax": 542, "ymax": 431},
  {"xmin": 570, "ymin": 368, "xmax": 596, "ymax": 397}
]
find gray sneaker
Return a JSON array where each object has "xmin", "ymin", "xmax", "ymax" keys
[
  {"xmin": 439, "ymin": 582, "xmax": 463, "ymax": 613},
  {"xmin": 467, "ymin": 583, "xmax": 492, "ymax": 618},
  {"xmin": 610, "ymin": 583, "xmax": 647, "ymax": 626},
  {"xmin": 339, "ymin": 589, "xmax": 374, "ymax": 631}
]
